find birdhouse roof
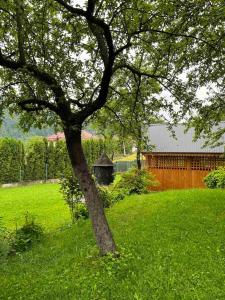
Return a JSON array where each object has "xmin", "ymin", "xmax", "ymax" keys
[{"xmin": 93, "ymin": 153, "xmax": 114, "ymax": 166}]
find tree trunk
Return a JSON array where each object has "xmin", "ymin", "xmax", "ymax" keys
[
  {"xmin": 136, "ymin": 128, "xmax": 142, "ymax": 170},
  {"xmin": 64, "ymin": 127, "xmax": 116, "ymax": 255},
  {"xmin": 136, "ymin": 146, "xmax": 141, "ymax": 170},
  {"xmin": 123, "ymin": 140, "xmax": 126, "ymax": 156}
]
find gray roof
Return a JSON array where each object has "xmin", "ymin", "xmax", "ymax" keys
[
  {"xmin": 147, "ymin": 123, "xmax": 225, "ymax": 153},
  {"xmin": 93, "ymin": 153, "xmax": 114, "ymax": 166}
]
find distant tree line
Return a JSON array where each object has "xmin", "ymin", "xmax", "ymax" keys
[
  {"xmin": 0, "ymin": 137, "xmax": 131, "ymax": 184},
  {"xmin": 0, "ymin": 113, "xmax": 54, "ymax": 140}
]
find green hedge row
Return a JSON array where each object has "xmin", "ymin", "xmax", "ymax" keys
[
  {"xmin": 0, "ymin": 138, "xmax": 24, "ymax": 183},
  {"xmin": 0, "ymin": 137, "xmax": 129, "ymax": 184}
]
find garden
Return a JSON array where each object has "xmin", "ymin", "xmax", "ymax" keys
[
  {"xmin": 0, "ymin": 167, "xmax": 225, "ymax": 299},
  {"xmin": 0, "ymin": 1, "xmax": 224, "ymax": 299},
  {"xmin": 0, "ymin": 182, "xmax": 225, "ymax": 299}
]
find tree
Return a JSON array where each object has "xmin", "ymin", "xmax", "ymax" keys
[
  {"xmin": 187, "ymin": 101, "xmax": 225, "ymax": 148},
  {"xmin": 0, "ymin": 0, "xmax": 224, "ymax": 254},
  {"xmin": 91, "ymin": 62, "xmax": 163, "ymax": 169}
]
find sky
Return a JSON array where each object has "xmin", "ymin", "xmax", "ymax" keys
[
  {"xmin": 70, "ymin": 0, "xmax": 208, "ymax": 104},
  {"xmin": 72, "ymin": 0, "xmax": 85, "ymax": 6}
]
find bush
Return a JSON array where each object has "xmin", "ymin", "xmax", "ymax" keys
[
  {"xmin": 114, "ymin": 168, "xmax": 157, "ymax": 195},
  {"xmin": 98, "ymin": 186, "xmax": 114, "ymax": 208},
  {"xmin": 0, "ymin": 217, "xmax": 10, "ymax": 261},
  {"xmin": 98, "ymin": 186, "xmax": 125, "ymax": 208},
  {"xmin": 204, "ymin": 167, "xmax": 225, "ymax": 189},
  {"xmin": 60, "ymin": 174, "xmax": 86, "ymax": 223},
  {"xmin": 74, "ymin": 203, "xmax": 89, "ymax": 220},
  {"xmin": 110, "ymin": 190, "xmax": 126, "ymax": 203},
  {"xmin": 10, "ymin": 213, "xmax": 44, "ymax": 253}
]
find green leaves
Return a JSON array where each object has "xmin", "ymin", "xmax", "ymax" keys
[
  {"xmin": 0, "ymin": 138, "xmax": 24, "ymax": 184},
  {"xmin": 0, "ymin": 0, "xmax": 224, "ymax": 143}
]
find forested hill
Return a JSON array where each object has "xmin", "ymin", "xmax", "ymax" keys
[{"xmin": 0, "ymin": 114, "xmax": 54, "ymax": 140}]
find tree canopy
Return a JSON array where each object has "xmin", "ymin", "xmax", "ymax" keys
[
  {"xmin": 0, "ymin": 0, "xmax": 224, "ymax": 130},
  {"xmin": 91, "ymin": 66, "xmax": 163, "ymax": 167}
]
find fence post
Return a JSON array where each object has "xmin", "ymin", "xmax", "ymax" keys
[
  {"xmin": 45, "ymin": 163, "xmax": 48, "ymax": 182},
  {"xmin": 19, "ymin": 166, "xmax": 22, "ymax": 182}
]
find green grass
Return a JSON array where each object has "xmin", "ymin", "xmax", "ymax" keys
[
  {"xmin": 0, "ymin": 185, "xmax": 225, "ymax": 299},
  {"xmin": 114, "ymin": 152, "xmax": 146, "ymax": 162},
  {"xmin": 0, "ymin": 184, "xmax": 70, "ymax": 230},
  {"xmin": 114, "ymin": 152, "xmax": 137, "ymax": 162}
]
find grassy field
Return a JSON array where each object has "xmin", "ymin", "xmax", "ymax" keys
[
  {"xmin": 0, "ymin": 184, "xmax": 70, "ymax": 230},
  {"xmin": 0, "ymin": 185, "xmax": 225, "ymax": 299},
  {"xmin": 114, "ymin": 152, "xmax": 146, "ymax": 162},
  {"xmin": 114, "ymin": 152, "xmax": 137, "ymax": 162}
]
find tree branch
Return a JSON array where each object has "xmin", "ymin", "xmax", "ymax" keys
[
  {"xmin": 87, "ymin": 0, "xmax": 95, "ymax": 16},
  {"xmin": 54, "ymin": 0, "xmax": 111, "ymax": 32},
  {"xmin": 54, "ymin": 0, "xmax": 114, "ymax": 65},
  {"xmin": 0, "ymin": 49, "xmax": 65, "ymax": 100},
  {"xmin": 69, "ymin": 92, "xmax": 87, "ymax": 108},
  {"xmin": 113, "ymin": 63, "xmax": 166, "ymax": 79},
  {"xmin": 0, "ymin": 7, "xmax": 14, "ymax": 18},
  {"xmin": 104, "ymin": 105, "xmax": 126, "ymax": 129},
  {"xmin": 115, "ymin": 42, "xmax": 132, "ymax": 56},
  {"xmin": 130, "ymin": 28, "xmax": 215, "ymax": 48},
  {"xmin": 54, "ymin": 0, "xmax": 87, "ymax": 17},
  {"xmin": 18, "ymin": 98, "xmax": 59, "ymax": 113},
  {"xmin": 14, "ymin": 0, "xmax": 26, "ymax": 63},
  {"xmin": 109, "ymin": 86, "xmax": 124, "ymax": 98},
  {"xmin": 0, "ymin": 48, "xmax": 73, "ymax": 122}
]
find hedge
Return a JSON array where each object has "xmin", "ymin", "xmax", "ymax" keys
[
  {"xmin": 24, "ymin": 137, "xmax": 48, "ymax": 181},
  {"xmin": 0, "ymin": 138, "xmax": 24, "ymax": 184},
  {"xmin": 0, "ymin": 137, "xmax": 127, "ymax": 184}
]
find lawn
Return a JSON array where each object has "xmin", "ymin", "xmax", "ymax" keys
[
  {"xmin": 114, "ymin": 152, "xmax": 146, "ymax": 162},
  {"xmin": 0, "ymin": 184, "xmax": 70, "ymax": 230},
  {"xmin": 0, "ymin": 185, "xmax": 225, "ymax": 299}
]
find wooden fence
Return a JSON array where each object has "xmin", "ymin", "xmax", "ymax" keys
[{"xmin": 143, "ymin": 152, "xmax": 225, "ymax": 190}]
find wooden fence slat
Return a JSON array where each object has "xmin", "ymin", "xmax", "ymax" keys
[{"xmin": 144, "ymin": 153, "xmax": 225, "ymax": 190}]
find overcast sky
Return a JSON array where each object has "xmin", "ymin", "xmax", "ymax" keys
[
  {"xmin": 70, "ymin": 0, "xmax": 208, "ymax": 102},
  {"xmin": 72, "ymin": 0, "xmax": 85, "ymax": 6}
]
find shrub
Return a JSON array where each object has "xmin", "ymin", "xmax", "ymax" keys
[
  {"xmin": 98, "ymin": 186, "xmax": 125, "ymax": 208},
  {"xmin": 60, "ymin": 174, "xmax": 86, "ymax": 223},
  {"xmin": 74, "ymin": 203, "xmax": 89, "ymax": 220},
  {"xmin": 114, "ymin": 168, "xmax": 157, "ymax": 195},
  {"xmin": 10, "ymin": 213, "xmax": 44, "ymax": 253},
  {"xmin": 0, "ymin": 217, "xmax": 10, "ymax": 261},
  {"xmin": 110, "ymin": 190, "xmax": 126, "ymax": 203},
  {"xmin": 98, "ymin": 186, "xmax": 114, "ymax": 208},
  {"xmin": 204, "ymin": 167, "xmax": 225, "ymax": 189}
]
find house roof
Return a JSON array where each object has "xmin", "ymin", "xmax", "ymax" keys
[
  {"xmin": 47, "ymin": 130, "xmax": 96, "ymax": 142},
  {"xmin": 146, "ymin": 123, "xmax": 225, "ymax": 153},
  {"xmin": 93, "ymin": 153, "xmax": 114, "ymax": 167}
]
